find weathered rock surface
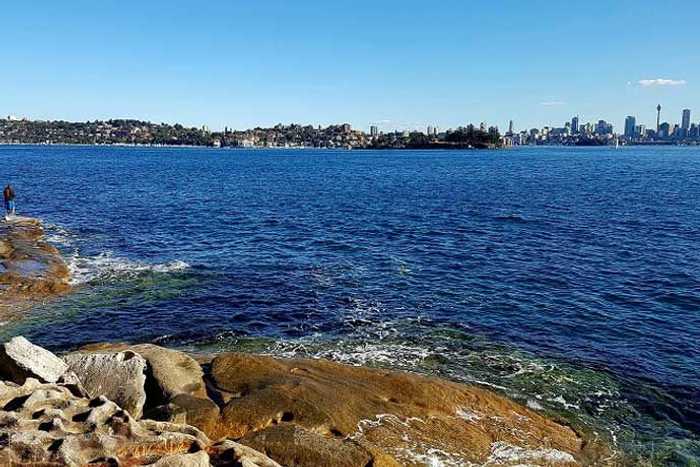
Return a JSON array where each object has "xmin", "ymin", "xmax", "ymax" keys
[
  {"xmin": 77, "ymin": 342, "xmax": 219, "ymax": 432},
  {"xmin": 208, "ymin": 440, "xmax": 282, "ymax": 467},
  {"xmin": 1, "ymin": 338, "xmax": 612, "ymax": 466},
  {"xmin": 0, "ymin": 335, "xmax": 68, "ymax": 383},
  {"xmin": 0, "ymin": 216, "xmax": 71, "ymax": 308},
  {"xmin": 148, "ymin": 451, "xmax": 211, "ymax": 467},
  {"xmin": 0, "ymin": 378, "xmax": 209, "ymax": 466},
  {"xmin": 80, "ymin": 342, "xmax": 208, "ymax": 401},
  {"xmin": 241, "ymin": 424, "xmax": 376, "ymax": 467},
  {"xmin": 63, "ymin": 350, "xmax": 148, "ymax": 419},
  {"xmin": 209, "ymin": 353, "xmax": 602, "ymax": 466},
  {"xmin": 0, "ymin": 377, "xmax": 280, "ymax": 467}
]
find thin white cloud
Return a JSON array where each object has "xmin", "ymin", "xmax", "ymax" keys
[
  {"xmin": 540, "ymin": 101, "xmax": 566, "ymax": 106},
  {"xmin": 638, "ymin": 78, "xmax": 687, "ymax": 87}
]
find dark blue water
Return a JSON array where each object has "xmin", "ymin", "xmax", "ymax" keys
[{"xmin": 1, "ymin": 145, "xmax": 698, "ymax": 463}]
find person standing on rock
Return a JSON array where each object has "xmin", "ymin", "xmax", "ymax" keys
[{"xmin": 4, "ymin": 184, "xmax": 16, "ymax": 217}]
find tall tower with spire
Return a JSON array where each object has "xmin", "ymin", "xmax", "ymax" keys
[{"xmin": 656, "ymin": 104, "xmax": 662, "ymax": 133}]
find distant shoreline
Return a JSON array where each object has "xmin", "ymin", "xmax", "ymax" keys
[{"xmin": 0, "ymin": 142, "xmax": 502, "ymax": 150}]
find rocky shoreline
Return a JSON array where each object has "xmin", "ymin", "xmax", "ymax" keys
[
  {"xmin": 0, "ymin": 216, "xmax": 70, "ymax": 313},
  {"xmin": 0, "ymin": 219, "xmax": 614, "ymax": 466},
  {"xmin": 0, "ymin": 337, "xmax": 613, "ymax": 466}
]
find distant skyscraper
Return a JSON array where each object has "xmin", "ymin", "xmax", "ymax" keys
[
  {"xmin": 596, "ymin": 120, "xmax": 613, "ymax": 135},
  {"xmin": 508, "ymin": 120, "xmax": 514, "ymax": 135},
  {"xmin": 624, "ymin": 116, "xmax": 637, "ymax": 138},
  {"xmin": 682, "ymin": 109, "xmax": 691, "ymax": 130},
  {"xmin": 370, "ymin": 125, "xmax": 378, "ymax": 137},
  {"xmin": 690, "ymin": 123, "xmax": 700, "ymax": 139},
  {"xmin": 656, "ymin": 104, "xmax": 662, "ymax": 133},
  {"xmin": 427, "ymin": 125, "xmax": 433, "ymax": 136},
  {"xmin": 571, "ymin": 116, "xmax": 579, "ymax": 134}
]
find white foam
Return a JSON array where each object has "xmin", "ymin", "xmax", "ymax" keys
[
  {"xmin": 270, "ymin": 341, "xmax": 431, "ymax": 369},
  {"xmin": 456, "ymin": 407, "xmax": 482, "ymax": 422},
  {"xmin": 526, "ymin": 399, "xmax": 544, "ymax": 411},
  {"xmin": 67, "ymin": 251, "xmax": 190, "ymax": 285},
  {"xmin": 487, "ymin": 442, "xmax": 576, "ymax": 465},
  {"xmin": 44, "ymin": 223, "xmax": 75, "ymax": 247},
  {"xmin": 395, "ymin": 448, "xmax": 472, "ymax": 467},
  {"xmin": 548, "ymin": 395, "xmax": 580, "ymax": 410},
  {"xmin": 351, "ymin": 414, "xmax": 470, "ymax": 467}
]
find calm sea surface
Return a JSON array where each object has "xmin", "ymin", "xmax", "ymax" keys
[{"xmin": 1, "ymin": 145, "xmax": 698, "ymax": 463}]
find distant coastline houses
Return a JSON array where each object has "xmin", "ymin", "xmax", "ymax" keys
[{"xmin": 1, "ymin": 106, "xmax": 698, "ymax": 148}]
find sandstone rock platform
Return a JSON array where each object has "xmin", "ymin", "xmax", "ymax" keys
[
  {"xmin": 0, "ymin": 216, "xmax": 71, "ymax": 311},
  {"xmin": 0, "ymin": 337, "xmax": 613, "ymax": 466}
]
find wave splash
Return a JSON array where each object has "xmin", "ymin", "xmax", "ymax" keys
[{"xmin": 67, "ymin": 252, "xmax": 190, "ymax": 285}]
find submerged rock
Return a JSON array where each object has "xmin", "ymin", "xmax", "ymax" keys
[
  {"xmin": 63, "ymin": 350, "xmax": 148, "ymax": 419},
  {"xmin": 0, "ymin": 335, "xmax": 68, "ymax": 384}
]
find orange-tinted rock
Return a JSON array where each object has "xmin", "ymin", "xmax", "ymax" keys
[
  {"xmin": 169, "ymin": 393, "xmax": 220, "ymax": 435},
  {"xmin": 209, "ymin": 353, "xmax": 601, "ymax": 466},
  {"xmin": 0, "ymin": 217, "xmax": 70, "ymax": 310},
  {"xmin": 241, "ymin": 424, "xmax": 374, "ymax": 467}
]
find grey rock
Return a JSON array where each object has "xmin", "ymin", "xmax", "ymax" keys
[
  {"xmin": 64, "ymin": 350, "xmax": 147, "ymax": 418},
  {"xmin": 129, "ymin": 344, "xmax": 208, "ymax": 402},
  {"xmin": 0, "ymin": 378, "xmax": 211, "ymax": 466},
  {"xmin": 56, "ymin": 370, "xmax": 89, "ymax": 397},
  {"xmin": 75, "ymin": 343, "xmax": 208, "ymax": 404},
  {"xmin": 0, "ymin": 336, "xmax": 67, "ymax": 384}
]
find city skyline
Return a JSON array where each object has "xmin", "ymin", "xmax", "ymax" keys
[
  {"xmin": 5, "ymin": 104, "xmax": 697, "ymax": 138},
  {"xmin": 1, "ymin": 1, "xmax": 696, "ymax": 133}
]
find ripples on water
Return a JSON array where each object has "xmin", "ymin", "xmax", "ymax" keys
[{"xmin": 1, "ymin": 145, "xmax": 699, "ymax": 463}]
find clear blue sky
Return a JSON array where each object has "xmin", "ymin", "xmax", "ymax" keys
[{"xmin": 1, "ymin": 0, "xmax": 696, "ymax": 133}]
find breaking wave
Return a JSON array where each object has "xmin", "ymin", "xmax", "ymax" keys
[
  {"xmin": 43, "ymin": 223, "xmax": 77, "ymax": 247},
  {"xmin": 67, "ymin": 252, "xmax": 190, "ymax": 285}
]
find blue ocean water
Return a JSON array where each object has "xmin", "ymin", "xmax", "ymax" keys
[{"xmin": 1, "ymin": 145, "xmax": 698, "ymax": 463}]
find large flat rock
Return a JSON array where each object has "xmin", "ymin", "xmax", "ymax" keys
[
  {"xmin": 241, "ymin": 424, "xmax": 376, "ymax": 467},
  {"xmin": 209, "ymin": 353, "xmax": 601, "ymax": 466},
  {"xmin": 0, "ymin": 217, "xmax": 71, "ymax": 308},
  {"xmin": 0, "ymin": 335, "xmax": 67, "ymax": 384},
  {"xmin": 63, "ymin": 350, "xmax": 148, "ymax": 419}
]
